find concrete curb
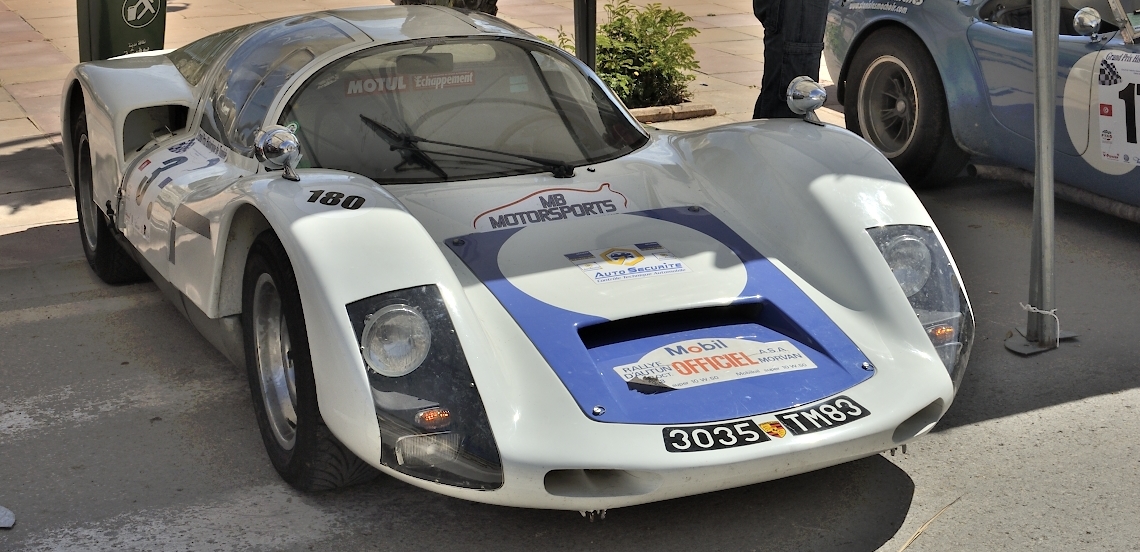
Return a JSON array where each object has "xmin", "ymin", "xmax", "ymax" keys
[{"xmin": 629, "ymin": 103, "xmax": 717, "ymax": 123}]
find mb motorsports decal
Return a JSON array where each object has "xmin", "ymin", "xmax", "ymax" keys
[
  {"xmin": 471, "ymin": 183, "xmax": 629, "ymax": 231},
  {"xmin": 613, "ymin": 337, "xmax": 817, "ymax": 391}
]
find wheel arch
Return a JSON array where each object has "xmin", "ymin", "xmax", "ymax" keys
[
  {"xmin": 61, "ymin": 79, "xmax": 87, "ymax": 192},
  {"xmin": 216, "ymin": 202, "xmax": 273, "ymax": 318}
]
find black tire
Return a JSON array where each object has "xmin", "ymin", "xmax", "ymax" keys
[
  {"xmin": 844, "ymin": 28, "xmax": 969, "ymax": 188},
  {"xmin": 73, "ymin": 111, "xmax": 148, "ymax": 284},
  {"xmin": 242, "ymin": 232, "xmax": 378, "ymax": 491}
]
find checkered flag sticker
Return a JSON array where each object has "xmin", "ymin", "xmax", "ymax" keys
[{"xmin": 1100, "ymin": 60, "xmax": 1122, "ymax": 86}]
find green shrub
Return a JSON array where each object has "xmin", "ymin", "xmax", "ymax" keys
[{"xmin": 595, "ymin": 0, "xmax": 700, "ymax": 108}]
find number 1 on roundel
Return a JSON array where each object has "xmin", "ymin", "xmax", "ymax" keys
[{"xmin": 1117, "ymin": 82, "xmax": 1135, "ymax": 144}]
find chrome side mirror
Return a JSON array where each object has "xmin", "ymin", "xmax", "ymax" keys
[
  {"xmin": 255, "ymin": 125, "xmax": 302, "ymax": 182},
  {"xmin": 787, "ymin": 76, "xmax": 828, "ymax": 125},
  {"xmin": 1074, "ymin": 7, "xmax": 1101, "ymax": 41}
]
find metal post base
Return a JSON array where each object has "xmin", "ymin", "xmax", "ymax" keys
[{"xmin": 1004, "ymin": 326, "xmax": 1078, "ymax": 356}]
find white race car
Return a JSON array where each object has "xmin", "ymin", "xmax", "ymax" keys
[{"xmin": 61, "ymin": 5, "xmax": 973, "ymax": 511}]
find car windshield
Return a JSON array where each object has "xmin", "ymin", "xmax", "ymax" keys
[{"xmin": 279, "ymin": 37, "xmax": 648, "ymax": 183}]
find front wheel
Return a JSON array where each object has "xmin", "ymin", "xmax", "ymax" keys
[
  {"xmin": 844, "ymin": 29, "xmax": 969, "ymax": 188},
  {"xmin": 242, "ymin": 232, "xmax": 378, "ymax": 491}
]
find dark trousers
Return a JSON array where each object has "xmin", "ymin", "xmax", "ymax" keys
[{"xmin": 753, "ymin": 0, "xmax": 828, "ymax": 119}]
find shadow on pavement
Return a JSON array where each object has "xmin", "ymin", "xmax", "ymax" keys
[
  {"xmin": 917, "ymin": 176, "xmax": 1140, "ymax": 431},
  {"xmin": 309, "ymin": 454, "xmax": 914, "ymax": 552},
  {"xmin": 0, "ymin": 222, "xmax": 84, "ymax": 268},
  {"xmin": 0, "ymin": 135, "xmax": 70, "ymax": 216}
]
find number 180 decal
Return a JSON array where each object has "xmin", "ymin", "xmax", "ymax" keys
[
  {"xmin": 662, "ymin": 419, "xmax": 770, "ymax": 453},
  {"xmin": 306, "ymin": 189, "xmax": 366, "ymax": 209}
]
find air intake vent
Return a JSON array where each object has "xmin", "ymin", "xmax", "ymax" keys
[{"xmin": 578, "ymin": 303, "xmax": 765, "ymax": 350}]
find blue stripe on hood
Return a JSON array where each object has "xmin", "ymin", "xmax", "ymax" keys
[{"xmin": 447, "ymin": 207, "xmax": 872, "ymax": 424}]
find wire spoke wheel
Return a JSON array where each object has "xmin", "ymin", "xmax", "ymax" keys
[
  {"xmin": 859, "ymin": 56, "xmax": 919, "ymax": 158},
  {"xmin": 252, "ymin": 273, "xmax": 298, "ymax": 451}
]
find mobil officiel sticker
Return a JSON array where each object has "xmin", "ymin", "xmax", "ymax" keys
[
  {"xmin": 612, "ymin": 338, "xmax": 817, "ymax": 390},
  {"xmin": 471, "ymin": 183, "xmax": 630, "ymax": 231}
]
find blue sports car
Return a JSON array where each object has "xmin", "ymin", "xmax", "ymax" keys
[{"xmin": 824, "ymin": 0, "xmax": 1140, "ymax": 202}]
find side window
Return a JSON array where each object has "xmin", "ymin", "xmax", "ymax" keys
[
  {"xmin": 167, "ymin": 24, "xmax": 259, "ymax": 86},
  {"xmin": 199, "ymin": 15, "xmax": 353, "ymax": 156}
]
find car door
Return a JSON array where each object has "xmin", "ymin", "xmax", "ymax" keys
[{"xmin": 966, "ymin": 0, "xmax": 1109, "ymax": 157}]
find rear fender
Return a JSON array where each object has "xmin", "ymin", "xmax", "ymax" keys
[{"xmin": 62, "ymin": 54, "xmax": 196, "ymax": 217}]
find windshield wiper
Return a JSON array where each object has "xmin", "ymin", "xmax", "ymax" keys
[
  {"xmin": 359, "ymin": 115, "xmax": 447, "ymax": 179},
  {"xmin": 359, "ymin": 115, "xmax": 575, "ymax": 178}
]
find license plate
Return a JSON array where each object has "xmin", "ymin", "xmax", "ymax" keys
[
  {"xmin": 662, "ymin": 419, "xmax": 770, "ymax": 453},
  {"xmin": 775, "ymin": 396, "xmax": 869, "ymax": 435}
]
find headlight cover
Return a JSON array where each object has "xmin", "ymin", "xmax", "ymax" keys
[
  {"xmin": 868, "ymin": 225, "xmax": 974, "ymax": 387},
  {"xmin": 348, "ymin": 285, "xmax": 503, "ymax": 490},
  {"xmin": 361, "ymin": 304, "xmax": 431, "ymax": 377}
]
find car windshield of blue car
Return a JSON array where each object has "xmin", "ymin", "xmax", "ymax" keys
[{"xmin": 279, "ymin": 38, "xmax": 648, "ymax": 183}]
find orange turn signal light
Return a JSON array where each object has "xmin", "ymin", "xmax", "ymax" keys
[
  {"xmin": 926, "ymin": 324, "xmax": 956, "ymax": 346},
  {"xmin": 414, "ymin": 407, "xmax": 452, "ymax": 430}
]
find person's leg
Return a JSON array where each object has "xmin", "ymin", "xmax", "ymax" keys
[
  {"xmin": 754, "ymin": 0, "xmax": 828, "ymax": 119},
  {"xmin": 753, "ymin": 0, "xmax": 785, "ymax": 119}
]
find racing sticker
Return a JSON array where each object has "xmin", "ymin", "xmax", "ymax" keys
[
  {"xmin": 293, "ymin": 186, "xmax": 372, "ymax": 215},
  {"xmin": 565, "ymin": 241, "xmax": 689, "ymax": 284},
  {"xmin": 775, "ymin": 396, "xmax": 869, "ymax": 435},
  {"xmin": 470, "ymin": 183, "xmax": 630, "ymax": 231},
  {"xmin": 846, "ymin": 0, "xmax": 922, "ymax": 15},
  {"xmin": 345, "ymin": 71, "xmax": 475, "ymax": 97},
  {"xmin": 1097, "ymin": 52, "xmax": 1140, "ymax": 167},
  {"xmin": 127, "ymin": 133, "xmax": 223, "ymax": 212},
  {"xmin": 611, "ymin": 338, "xmax": 818, "ymax": 391}
]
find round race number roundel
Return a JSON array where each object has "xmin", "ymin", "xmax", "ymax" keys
[{"xmin": 122, "ymin": 0, "xmax": 160, "ymax": 28}]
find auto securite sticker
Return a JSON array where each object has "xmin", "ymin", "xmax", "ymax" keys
[
  {"xmin": 1098, "ymin": 52, "xmax": 1140, "ymax": 166},
  {"xmin": 565, "ymin": 241, "xmax": 689, "ymax": 283},
  {"xmin": 775, "ymin": 396, "xmax": 869, "ymax": 435},
  {"xmin": 611, "ymin": 338, "xmax": 817, "ymax": 390},
  {"xmin": 471, "ymin": 183, "xmax": 630, "ymax": 231}
]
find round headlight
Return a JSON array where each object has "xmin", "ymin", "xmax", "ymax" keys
[
  {"xmin": 883, "ymin": 235, "xmax": 932, "ymax": 297},
  {"xmin": 361, "ymin": 304, "xmax": 431, "ymax": 377}
]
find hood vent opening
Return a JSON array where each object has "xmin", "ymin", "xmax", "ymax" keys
[
  {"xmin": 578, "ymin": 302, "xmax": 766, "ymax": 350},
  {"xmin": 577, "ymin": 300, "xmax": 826, "ymax": 356}
]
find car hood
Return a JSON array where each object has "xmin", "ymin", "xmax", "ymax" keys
[{"xmin": 383, "ymin": 160, "xmax": 875, "ymax": 425}]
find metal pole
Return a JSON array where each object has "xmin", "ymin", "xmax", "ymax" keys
[
  {"xmin": 1028, "ymin": 0, "xmax": 1059, "ymax": 348},
  {"xmin": 573, "ymin": 0, "xmax": 596, "ymax": 70}
]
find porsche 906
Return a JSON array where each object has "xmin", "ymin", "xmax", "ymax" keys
[{"xmin": 61, "ymin": 5, "xmax": 973, "ymax": 511}]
